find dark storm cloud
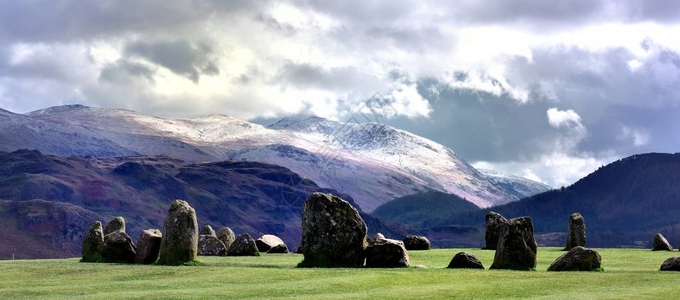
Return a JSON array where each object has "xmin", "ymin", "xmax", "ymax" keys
[
  {"xmin": 124, "ymin": 40, "xmax": 219, "ymax": 83},
  {"xmin": 99, "ymin": 60, "xmax": 156, "ymax": 84},
  {"xmin": 274, "ymin": 62, "xmax": 383, "ymax": 91}
]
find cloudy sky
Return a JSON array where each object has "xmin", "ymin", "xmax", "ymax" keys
[{"xmin": 2, "ymin": 0, "xmax": 680, "ymax": 187}]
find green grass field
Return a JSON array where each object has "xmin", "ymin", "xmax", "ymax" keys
[{"xmin": 0, "ymin": 248, "xmax": 677, "ymax": 299}]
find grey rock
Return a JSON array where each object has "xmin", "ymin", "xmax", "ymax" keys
[
  {"xmin": 157, "ymin": 200, "xmax": 199, "ymax": 265},
  {"xmin": 403, "ymin": 235, "xmax": 431, "ymax": 250},
  {"xmin": 256, "ymin": 234, "xmax": 286, "ymax": 253},
  {"xmin": 484, "ymin": 211, "xmax": 507, "ymax": 250},
  {"xmin": 81, "ymin": 221, "xmax": 104, "ymax": 262},
  {"xmin": 565, "ymin": 213, "xmax": 586, "ymax": 250},
  {"xmin": 365, "ymin": 238, "xmax": 409, "ymax": 268},
  {"xmin": 548, "ymin": 246, "xmax": 601, "ymax": 271},
  {"xmin": 298, "ymin": 193, "xmax": 368, "ymax": 268},
  {"xmin": 660, "ymin": 256, "xmax": 680, "ymax": 271},
  {"xmin": 101, "ymin": 231, "xmax": 136, "ymax": 264},
  {"xmin": 267, "ymin": 244, "xmax": 289, "ymax": 254},
  {"xmin": 227, "ymin": 233, "xmax": 259, "ymax": 256},
  {"xmin": 134, "ymin": 229, "xmax": 162, "ymax": 264},
  {"xmin": 199, "ymin": 225, "xmax": 216, "ymax": 237},
  {"xmin": 652, "ymin": 233, "xmax": 673, "ymax": 251},
  {"xmin": 448, "ymin": 252, "xmax": 484, "ymax": 269},
  {"xmin": 216, "ymin": 227, "xmax": 236, "ymax": 250},
  {"xmin": 198, "ymin": 234, "xmax": 227, "ymax": 256},
  {"xmin": 103, "ymin": 216, "xmax": 125, "ymax": 235},
  {"xmin": 490, "ymin": 216, "xmax": 537, "ymax": 270}
]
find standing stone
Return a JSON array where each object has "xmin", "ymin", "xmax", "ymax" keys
[
  {"xmin": 490, "ymin": 217, "xmax": 537, "ymax": 270},
  {"xmin": 135, "ymin": 229, "xmax": 162, "ymax": 264},
  {"xmin": 298, "ymin": 193, "xmax": 368, "ymax": 268},
  {"xmin": 447, "ymin": 252, "xmax": 485, "ymax": 269},
  {"xmin": 403, "ymin": 235, "xmax": 431, "ymax": 250},
  {"xmin": 157, "ymin": 200, "xmax": 199, "ymax": 265},
  {"xmin": 256, "ymin": 234, "xmax": 286, "ymax": 253},
  {"xmin": 548, "ymin": 246, "xmax": 601, "ymax": 271},
  {"xmin": 200, "ymin": 225, "xmax": 216, "ymax": 237},
  {"xmin": 103, "ymin": 216, "xmax": 126, "ymax": 235},
  {"xmin": 365, "ymin": 238, "xmax": 410, "ymax": 268},
  {"xmin": 81, "ymin": 221, "xmax": 104, "ymax": 262},
  {"xmin": 100, "ymin": 231, "xmax": 137, "ymax": 264},
  {"xmin": 565, "ymin": 213, "xmax": 586, "ymax": 250},
  {"xmin": 227, "ymin": 233, "xmax": 260, "ymax": 256},
  {"xmin": 484, "ymin": 211, "xmax": 507, "ymax": 250},
  {"xmin": 217, "ymin": 227, "xmax": 236, "ymax": 250},
  {"xmin": 660, "ymin": 257, "xmax": 680, "ymax": 271},
  {"xmin": 198, "ymin": 235, "xmax": 227, "ymax": 256},
  {"xmin": 652, "ymin": 233, "xmax": 673, "ymax": 251},
  {"xmin": 268, "ymin": 244, "xmax": 289, "ymax": 254}
]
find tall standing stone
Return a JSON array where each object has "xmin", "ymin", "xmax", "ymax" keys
[
  {"xmin": 81, "ymin": 221, "xmax": 104, "ymax": 262},
  {"xmin": 298, "ymin": 193, "xmax": 368, "ymax": 268},
  {"xmin": 135, "ymin": 229, "xmax": 163, "ymax": 264},
  {"xmin": 484, "ymin": 212, "xmax": 507, "ymax": 250},
  {"xmin": 490, "ymin": 216, "xmax": 537, "ymax": 270},
  {"xmin": 565, "ymin": 213, "xmax": 586, "ymax": 250},
  {"xmin": 157, "ymin": 200, "xmax": 199, "ymax": 265},
  {"xmin": 217, "ymin": 227, "xmax": 236, "ymax": 250},
  {"xmin": 652, "ymin": 233, "xmax": 673, "ymax": 251},
  {"xmin": 103, "ymin": 216, "xmax": 126, "ymax": 235}
]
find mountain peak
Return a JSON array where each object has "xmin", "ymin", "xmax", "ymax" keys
[{"xmin": 27, "ymin": 104, "xmax": 91, "ymax": 116}]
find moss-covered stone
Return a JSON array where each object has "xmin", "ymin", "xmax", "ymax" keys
[
  {"xmin": 157, "ymin": 200, "xmax": 198, "ymax": 265},
  {"xmin": 198, "ymin": 235, "xmax": 227, "ymax": 256},
  {"xmin": 135, "ymin": 229, "xmax": 162, "ymax": 264},
  {"xmin": 490, "ymin": 216, "xmax": 537, "ymax": 270},
  {"xmin": 217, "ymin": 227, "xmax": 236, "ymax": 250},
  {"xmin": 103, "ymin": 216, "xmax": 125, "ymax": 235},
  {"xmin": 81, "ymin": 221, "xmax": 104, "ymax": 262},
  {"xmin": 448, "ymin": 252, "xmax": 484, "ymax": 269},
  {"xmin": 298, "ymin": 193, "xmax": 368, "ymax": 268},
  {"xmin": 199, "ymin": 225, "xmax": 216, "ymax": 237},
  {"xmin": 548, "ymin": 246, "xmax": 601, "ymax": 271},
  {"xmin": 484, "ymin": 211, "xmax": 507, "ymax": 250},
  {"xmin": 100, "ymin": 231, "xmax": 136, "ymax": 264},
  {"xmin": 227, "ymin": 233, "xmax": 259, "ymax": 256},
  {"xmin": 365, "ymin": 238, "xmax": 409, "ymax": 268},
  {"xmin": 565, "ymin": 213, "xmax": 586, "ymax": 250}
]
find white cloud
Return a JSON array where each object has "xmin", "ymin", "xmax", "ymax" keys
[
  {"xmin": 619, "ymin": 125, "xmax": 650, "ymax": 147},
  {"xmin": 547, "ymin": 108, "xmax": 583, "ymax": 129}
]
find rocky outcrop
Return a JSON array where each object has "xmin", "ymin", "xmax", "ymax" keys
[
  {"xmin": 565, "ymin": 213, "xmax": 586, "ymax": 250},
  {"xmin": 217, "ymin": 227, "xmax": 236, "ymax": 250},
  {"xmin": 490, "ymin": 217, "xmax": 537, "ymax": 270},
  {"xmin": 652, "ymin": 233, "xmax": 673, "ymax": 251},
  {"xmin": 365, "ymin": 238, "xmax": 410, "ymax": 268},
  {"xmin": 157, "ymin": 200, "xmax": 199, "ymax": 265},
  {"xmin": 134, "ymin": 229, "xmax": 162, "ymax": 264},
  {"xmin": 403, "ymin": 235, "xmax": 431, "ymax": 250},
  {"xmin": 484, "ymin": 211, "xmax": 507, "ymax": 250},
  {"xmin": 255, "ymin": 234, "xmax": 286, "ymax": 253},
  {"xmin": 103, "ymin": 216, "xmax": 126, "ymax": 235},
  {"xmin": 198, "ymin": 235, "xmax": 227, "ymax": 256},
  {"xmin": 199, "ymin": 225, "xmax": 216, "ymax": 237},
  {"xmin": 81, "ymin": 221, "xmax": 104, "ymax": 262},
  {"xmin": 227, "ymin": 233, "xmax": 259, "ymax": 256},
  {"xmin": 447, "ymin": 252, "xmax": 484, "ymax": 269},
  {"xmin": 548, "ymin": 246, "xmax": 601, "ymax": 271},
  {"xmin": 298, "ymin": 193, "xmax": 368, "ymax": 268},
  {"xmin": 660, "ymin": 257, "xmax": 680, "ymax": 271},
  {"xmin": 100, "ymin": 231, "xmax": 136, "ymax": 264}
]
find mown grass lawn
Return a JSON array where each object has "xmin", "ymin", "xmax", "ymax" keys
[{"xmin": 0, "ymin": 247, "xmax": 677, "ymax": 299}]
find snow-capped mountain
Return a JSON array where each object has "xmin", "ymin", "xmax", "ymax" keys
[
  {"xmin": 0, "ymin": 105, "xmax": 535, "ymax": 211},
  {"xmin": 479, "ymin": 169, "xmax": 553, "ymax": 199}
]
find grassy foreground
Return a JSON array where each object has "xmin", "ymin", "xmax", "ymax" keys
[{"xmin": 0, "ymin": 247, "xmax": 677, "ymax": 299}]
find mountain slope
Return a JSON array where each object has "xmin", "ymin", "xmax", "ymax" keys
[
  {"xmin": 0, "ymin": 105, "xmax": 529, "ymax": 211},
  {"xmin": 373, "ymin": 190, "xmax": 481, "ymax": 227},
  {"xmin": 438, "ymin": 153, "xmax": 680, "ymax": 247},
  {"xmin": 479, "ymin": 169, "xmax": 553, "ymax": 199},
  {"xmin": 0, "ymin": 150, "xmax": 409, "ymax": 258}
]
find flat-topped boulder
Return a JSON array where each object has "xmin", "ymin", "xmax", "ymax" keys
[
  {"xmin": 135, "ymin": 229, "xmax": 162, "ymax": 264},
  {"xmin": 256, "ymin": 234, "xmax": 286, "ymax": 253},
  {"xmin": 490, "ymin": 217, "xmax": 537, "ymax": 270},
  {"xmin": 298, "ymin": 193, "xmax": 368, "ymax": 268},
  {"xmin": 548, "ymin": 246, "xmax": 601, "ymax": 271}
]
